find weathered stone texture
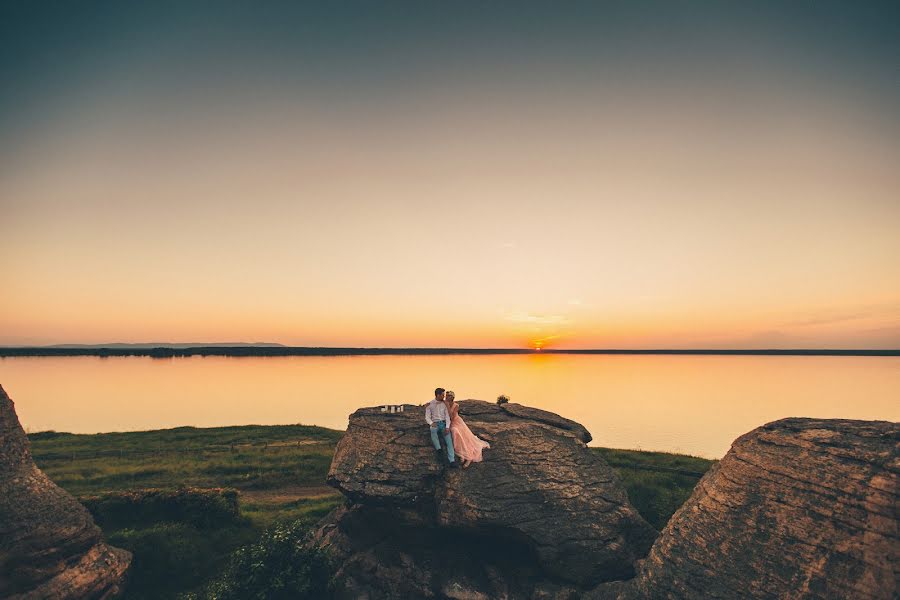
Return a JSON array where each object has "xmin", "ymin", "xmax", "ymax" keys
[
  {"xmin": 322, "ymin": 400, "xmax": 656, "ymax": 598},
  {"xmin": 611, "ymin": 418, "xmax": 899, "ymax": 600},
  {"xmin": 0, "ymin": 384, "xmax": 131, "ymax": 599}
]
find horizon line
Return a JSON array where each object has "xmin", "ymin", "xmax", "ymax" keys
[{"xmin": 0, "ymin": 346, "xmax": 897, "ymax": 357}]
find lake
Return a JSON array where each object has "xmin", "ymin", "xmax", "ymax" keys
[{"xmin": 1, "ymin": 354, "xmax": 897, "ymax": 457}]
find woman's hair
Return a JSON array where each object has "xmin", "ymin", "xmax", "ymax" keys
[{"xmin": 445, "ymin": 390, "xmax": 455, "ymax": 401}]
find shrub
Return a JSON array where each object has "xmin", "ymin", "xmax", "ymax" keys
[
  {"xmin": 82, "ymin": 487, "xmax": 241, "ymax": 530},
  {"xmin": 109, "ymin": 522, "xmax": 218, "ymax": 598},
  {"xmin": 205, "ymin": 519, "xmax": 335, "ymax": 600},
  {"xmin": 28, "ymin": 430, "xmax": 65, "ymax": 440}
]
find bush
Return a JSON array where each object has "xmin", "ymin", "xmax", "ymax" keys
[
  {"xmin": 205, "ymin": 519, "xmax": 335, "ymax": 600},
  {"xmin": 28, "ymin": 430, "xmax": 64, "ymax": 440},
  {"xmin": 110, "ymin": 522, "xmax": 214, "ymax": 598},
  {"xmin": 82, "ymin": 487, "xmax": 241, "ymax": 530}
]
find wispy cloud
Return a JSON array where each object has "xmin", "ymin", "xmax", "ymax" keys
[
  {"xmin": 786, "ymin": 303, "xmax": 900, "ymax": 327},
  {"xmin": 503, "ymin": 312, "xmax": 572, "ymax": 326}
]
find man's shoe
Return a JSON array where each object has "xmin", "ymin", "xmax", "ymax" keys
[{"xmin": 448, "ymin": 461, "xmax": 459, "ymax": 468}]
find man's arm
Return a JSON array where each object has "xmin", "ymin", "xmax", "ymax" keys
[{"xmin": 425, "ymin": 403, "xmax": 434, "ymax": 425}]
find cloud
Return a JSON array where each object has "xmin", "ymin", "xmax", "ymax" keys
[
  {"xmin": 785, "ymin": 302, "xmax": 900, "ymax": 328},
  {"xmin": 789, "ymin": 312, "xmax": 870, "ymax": 327},
  {"xmin": 503, "ymin": 312, "xmax": 572, "ymax": 326}
]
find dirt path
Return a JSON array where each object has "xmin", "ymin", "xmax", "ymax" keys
[{"xmin": 240, "ymin": 485, "xmax": 338, "ymax": 504}]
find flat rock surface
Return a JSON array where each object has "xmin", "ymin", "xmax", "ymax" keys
[{"xmin": 0, "ymin": 384, "xmax": 131, "ymax": 599}]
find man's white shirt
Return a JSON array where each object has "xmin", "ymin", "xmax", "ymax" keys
[{"xmin": 425, "ymin": 398, "xmax": 450, "ymax": 426}]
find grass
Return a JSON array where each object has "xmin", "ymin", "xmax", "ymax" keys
[
  {"xmin": 241, "ymin": 494, "xmax": 343, "ymax": 528},
  {"xmin": 28, "ymin": 425, "xmax": 714, "ymax": 598},
  {"xmin": 30, "ymin": 425, "xmax": 344, "ymax": 599},
  {"xmin": 593, "ymin": 447, "xmax": 712, "ymax": 475},
  {"xmin": 29, "ymin": 424, "xmax": 341, "ymax": 497},
  {"xmin": 593, "ymin": 448, "xmax": 715, "ymax": 530}
]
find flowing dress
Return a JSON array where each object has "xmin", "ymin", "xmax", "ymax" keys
[{"xmin": 449, "ymin": 405, "xmax": 491, "ymax": 462}]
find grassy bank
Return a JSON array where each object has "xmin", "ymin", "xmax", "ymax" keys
[
  {"xmin": 29, "ymin": 425, "xmax": 714, "ymax": 598},
  {"xmin": 30, "ymin": 425, "xmax": 345, "ymax": 599},
  {"xmin": 28, "ymin": 425, "xmax": 341, "ymax": 492},
  {"xmin": 593, "ymin": 447, "xmax": 714, "ymax": 530}
]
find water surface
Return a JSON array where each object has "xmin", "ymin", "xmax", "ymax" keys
[{"xmin": 1, "ymin": 354, "xmax": 897, "ymax": 457}]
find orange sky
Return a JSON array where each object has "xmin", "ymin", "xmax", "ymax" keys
[{"xmin": 1, "ymin": 4, "xmax": 899, "ymax": 349}]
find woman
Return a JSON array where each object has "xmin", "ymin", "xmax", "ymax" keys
[{"xmin": 444, "ymin": 391, "xmax": 490, "ymax": 468}]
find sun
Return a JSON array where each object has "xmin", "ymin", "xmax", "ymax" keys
[{"xmin": 528, "ymin": 335, "xmax": 562, "ymax": 351}]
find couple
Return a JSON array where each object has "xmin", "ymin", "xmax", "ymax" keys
[{"xmin": 425, "ymin": 387, "xmax": 490, "ymax": 468}]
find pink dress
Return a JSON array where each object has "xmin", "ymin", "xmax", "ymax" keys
[{"xmin": 449, "ymin": 405, "xmax": 491, "ymax": 462}]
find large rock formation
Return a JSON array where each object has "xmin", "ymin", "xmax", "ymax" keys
[
  {"xmin": 316, "ymin": 400, "xmax": 657, "ymax": 598},
  {"xmin": 316, "ymin": 404, "xmax": 898, "ymax": 600},
  {"xmin": 0, "ymin": 384, "xmax": 131, "ymax": 599},
  {"xmin": 606, "ymin": 418, "xmax": 899, "ymax": 600}
]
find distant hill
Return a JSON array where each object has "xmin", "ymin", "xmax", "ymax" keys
[{"xmin": 41, "ymin": 342, "xmax": 286, "ymax": 349}]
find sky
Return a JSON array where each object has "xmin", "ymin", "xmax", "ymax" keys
[{"xmin": 1, "ymin": 1, "xmax": 899, "ymax": 349}]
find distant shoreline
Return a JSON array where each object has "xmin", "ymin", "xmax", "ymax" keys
[{"xmin": 1, "ymin": 346, "xmax": 897, "ymax": 357}]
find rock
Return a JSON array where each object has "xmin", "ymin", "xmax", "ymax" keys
[
  {"xmin": 320, "ymin": 400, "xmax": 657, "ymax": 597},
  {"xmin": 313, "ymin": 504, "xmax": 549, "ymax": 600},
  {"xmin": 608, "ymin": 418, "xmax": 899, "ymax": 600},
  {"xmin": 320, "ymin": 407, "xmax": 899, "ymax": 599},
  {"xmin": 0, "ymin": 384, "xmax": 131, "ymax": 599}
]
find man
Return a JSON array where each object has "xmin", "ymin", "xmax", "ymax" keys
[{"xmin": 425, "ymin": 387, "xmax": 456, "ymax": 467}]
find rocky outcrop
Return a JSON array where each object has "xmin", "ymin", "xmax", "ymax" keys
[
  {"xmin": 606, "ymin": 418, "xmax": 899, "ymax": 600},
  {"xmin": 317, "ymin": 400, "xmax": 657, "ymax": 598},
  {"xmin": 317, "ymin": 404, "xmax": 898, "ymax": 600},
  {"xmin": 0, "ymin": 384, "xmax": 131, "ymax": 599}
]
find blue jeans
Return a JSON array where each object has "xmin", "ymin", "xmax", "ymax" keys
[{"xmin": 430, "ymin": 420, "xmax": 455, "ymax": 463}]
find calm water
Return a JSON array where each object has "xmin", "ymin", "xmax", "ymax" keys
[{"xmin": 1, "ymin": 354, "xmax": 897, "ymax": 458}]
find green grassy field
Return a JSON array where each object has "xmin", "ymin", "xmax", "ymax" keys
[
  {"xmin": 29, "ymin": 425, "xmax": 341, "ymax": 491},
  {"xmin": 30, "ymin": 426, "xmax": 345, "ymax": 598},
  {"xmin": 29, "ymin": 426, "xmax": 714, "ymax": 599},
  {"xmin": 592, "ymin": 447, "xmax": 714, "ymax": 530}
]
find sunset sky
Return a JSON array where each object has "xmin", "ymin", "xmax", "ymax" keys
[{"xmin": 2, "ymin": 2, "xmax": 898, "ymax": 349}]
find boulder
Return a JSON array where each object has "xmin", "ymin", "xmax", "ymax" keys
[
  {"xmin": 608, "ymin": 418, "xmax": 899, "ymax": 600},
  {"xmin": 0, "ymin": 384, "xmax": 131, "ymax": 599},
  {"xmin": 320, "ymin": 407, "xmax": 899, "ymax": 599},
  {"xmin": 320, "ymin": 400, "xmax": 657, "ymax": 597}
]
